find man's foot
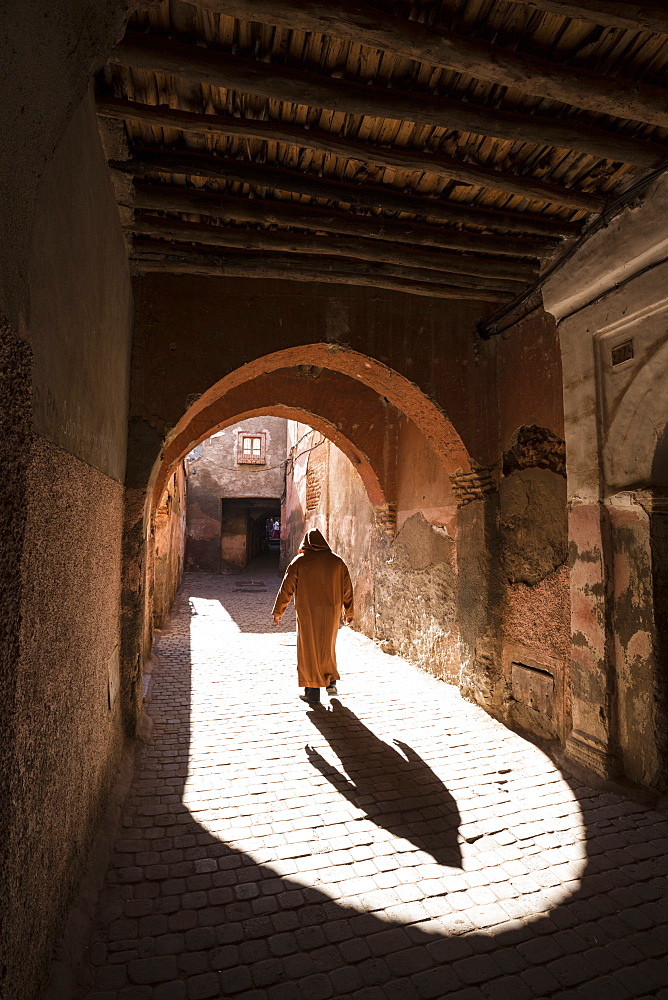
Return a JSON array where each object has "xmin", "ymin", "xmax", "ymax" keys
[
  {"xmin": 325, "ymin": 683, "xmax": 338, "ymax": 696},
  {"xmin": 300, "ymin": 688, "xmax": 320, "ymax": 705}
]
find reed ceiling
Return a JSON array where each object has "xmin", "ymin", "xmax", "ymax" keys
[{"xmin": 98, "ymin": 0, "xmax": 668, "ymax": 304}]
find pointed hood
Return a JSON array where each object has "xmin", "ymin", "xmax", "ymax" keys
[{"xmin": 299, "ymin": 528, "xmax": 331, "ymax": 552}]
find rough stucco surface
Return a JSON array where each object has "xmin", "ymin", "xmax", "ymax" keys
[
  {"xmin": 0, "ymin": 39, "xmax": 133, "ymax": 998},
  {"xmin": 500, "ymin": 564, "xmax": 571, "ymax": 663},
  {"xmin": 0, "ymin": 322, "xmax": 33, "ymax": 1000},
  {"xmin": 499, "ymin": 468, "xmax": 568, "ymax": 585},
  {"xmin": 7, "ymin": 438, "xmax": 125, "ymax": 1000},
  {"xmin": 376, "ymin": 513, "xmax": 459, "ymax": 682},
  {"xmin": 609, "ymin": 504, "xmax": 663, "ymax": 788}
]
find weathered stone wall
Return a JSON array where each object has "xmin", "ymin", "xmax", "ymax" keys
[
  {"xmin": 153, "ymin": 464, "xmax": 187, "ymax": 628},
  {"xmin": 185, "ymin": 417, "xmax": 287, "ymax": 570},
  {"xmin": 378, "ymin": 415, "xmax": 460, "ymax": 681},
  {"xmin": 0, "ymin": 19, "xmax": 134, "ymax": 991}
]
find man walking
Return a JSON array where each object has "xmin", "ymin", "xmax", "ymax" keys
[{"xmin": 272, "ymin": 528, "xmax": 354, "ymax": 705}]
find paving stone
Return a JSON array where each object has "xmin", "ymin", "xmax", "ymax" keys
[
  {"xmin": 75, "ymin": 571, "xmax": 668, "ymax": 1000},
  {"xmin": 385, "ymin": 948, "xmax": 433, "ymax": 978},
  {"xmin": 299, "ymin": 973, "xmax": 333, "ymax": 1000},
  {"xmin": 178, "ymin": 952, "xmax": 209, "ymax": 976},
  {"xmin": 453, "ymin": 955, "xmax": 503, "ymax": 986},
  {"xmin": 127, "ymin": 956, "xmax": 177, "ymax": 985},
  {"xmin": 410, "ymin": 966, "xmax": 462, "ymax": 999},
  {"xmin": 186, "ymin": 973, "xmax": 222, "ymax": 999},
  {"xmin": 265, "ymin": 986, "xmax": 301, "ymax": 1000},
  {"xmin": 382, "ymin": 978, "xmax": 420, "ymax": 1000},
  {"xmin": 576, "ymin": 975, "xmax": 632, "ymax": 1000},
  {"xmin": 118, "ymin": 988, "xmax": 153, "ymax": 1000},
  {"xmin": 481, "ymin": 975, "xmax": 533, "ymax": 1000}
]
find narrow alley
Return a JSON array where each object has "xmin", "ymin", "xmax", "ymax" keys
[{"xmin": 78, "ymin": 571, "xmax": 667, "ymax": 1000}]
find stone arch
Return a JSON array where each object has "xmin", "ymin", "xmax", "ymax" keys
[{"xmin": 168, "ymin": 402, "xmax": 386, "ymax": 509}]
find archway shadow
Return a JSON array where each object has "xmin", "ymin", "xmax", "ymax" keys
[
  {"xmin": 305, "ymin": 700, "xmax": 462, "ymax": 869},
  {"xmin": 78, "ymin": 576, "xmax": 668, "ymax": 999}
]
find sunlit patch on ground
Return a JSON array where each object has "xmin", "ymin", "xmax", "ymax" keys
[{"xmin": 185, "ymin": 577, "xmax": 586, "ymax": 937}]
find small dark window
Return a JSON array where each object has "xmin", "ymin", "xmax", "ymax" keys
[{"xmin": 611, "ymin": 340, "xmax": 634, "ymax": 366}]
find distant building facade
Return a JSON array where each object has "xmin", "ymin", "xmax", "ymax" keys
[{"xmin": 185, "ymin": 416, "xmax": 288, "ymax": 571}]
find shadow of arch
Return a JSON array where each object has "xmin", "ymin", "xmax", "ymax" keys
[{"xmin": 81, "ymin": 572, "xmax": 668, "ymax": 999}]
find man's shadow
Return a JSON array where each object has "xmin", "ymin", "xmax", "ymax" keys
[{"xmin": 305, "ymin": 699, "xmax": 463, "ymax": 868}]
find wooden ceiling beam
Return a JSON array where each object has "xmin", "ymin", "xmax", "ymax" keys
[
  {"xmin": 130, "ymin": 214, "xmax": 538, "ymax": 281},
  {"xmin": 132, "ymin": 182, "xmax": 557, "ymax": 259},
  {"xmin": 110, "ymin": 33, "xmax": 668, "ymax": 168},
  {"xmin": 132, "ymin": 240, "xmax": 515, "ymax": 301},
  {"xmin": 503, "ymin": 0, "xmax": 668, "ymax": 33},
  {"xmin": 112, "ymin": 148, "xmax": 582, "ymax": 238},
  {"xmin": 97, "ymin": 96, "xmax": 603, "ymax": 213},
  {"xmin": 189, "ymin": 0, "xmax": 668, "ymax": 127}
]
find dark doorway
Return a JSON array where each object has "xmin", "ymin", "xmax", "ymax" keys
[{"xmin": 220, "ymin": 497, "xmax": 281, "ymax": 570}]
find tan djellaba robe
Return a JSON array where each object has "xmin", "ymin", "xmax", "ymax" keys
[{"xmin": 272, "ymin": 529, "xmax": 354, "ymax": 688}]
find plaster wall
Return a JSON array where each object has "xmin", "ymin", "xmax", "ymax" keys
[
  {"xmin": 491, "ymin": 307, "xmax": 565, "ymax": 447},
  {"xmin": 561, "ymin": 278, "xmax": 668, "ymax": 785},
  {"xmin": 10, "ymin": 440, "xmax": 126, "ymax": 1000},
  {"xmin": 185, "ymin": 417, "xmax": 287, "ymax": 570},
  {"xmin": 543, "ymin": 182, "xmax": 668, "ymax": 786},
  {"xmin": 395, "ymin": 415, "xmax": 458, "ymax": 536},
  {"xmin": 29, "ymin": 89, "xmax": 132, "ymax": 480},
  {"xmin": 542, "ymin": 170, "xmax": 668, "ymax": 324},
  {"xmin": 153, "ymin": 464, "xmax": 187, "ymax": 629},
  {"xmin": 1, "ymin": 70, "xmax": 133, "ymax": 1000},
  {"xmin": 492, "ymin": 310, "xmax": 569, "ymax": 661}
]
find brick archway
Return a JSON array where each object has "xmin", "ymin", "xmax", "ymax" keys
[
  {"xmin": 169, "ymin": 402, "xmax": 387, "ymax": 508},
  {"xmin": 149, "ymin": 344, "xmax": 472, "ymax": 518}
]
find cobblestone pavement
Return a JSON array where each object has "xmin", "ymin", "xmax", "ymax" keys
[{"xmin": 78, "ymin": 569, "xmax": 668, "ymax": 1000}]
